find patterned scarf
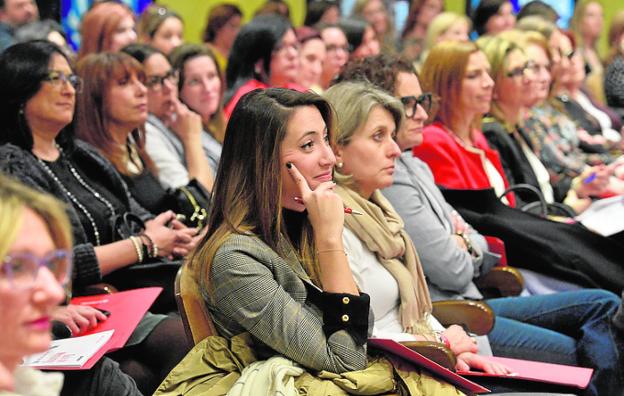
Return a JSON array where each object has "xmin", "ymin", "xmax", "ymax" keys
[{"xmin": 336, "ymin": 185, "xmax": 433, "ymax": 336}]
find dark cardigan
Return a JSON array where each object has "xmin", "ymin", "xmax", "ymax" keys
[{"xmin": 0, "ymin": 140, "xmax": 153, "ymax": 290}]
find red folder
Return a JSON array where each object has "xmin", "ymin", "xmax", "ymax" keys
[
  {"xmin": 368, "ymin": 338, "xmax": 490, "ymax": 394},
  {"xmin": 44, "ymin": 287, "xmax": 162, "ymax": 370},
  {"xmin": 458, "ymin": 356, "xmax": 594, "ymax": 389}
]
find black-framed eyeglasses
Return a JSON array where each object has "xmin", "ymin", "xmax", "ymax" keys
[
  {"xmin": 1, "ymin": 249, "xmax": 72, "ymax": 289},
  {"xmin": 145, "ymin": 69, "xmax": 178, "ymax": 90},
  {"xmin": 400, "ymin": 92, "xmax": 432, "ymax": 118},
  {"xmin": 43, "ymin": 71, "xmax": 82, "ymax": 93}
]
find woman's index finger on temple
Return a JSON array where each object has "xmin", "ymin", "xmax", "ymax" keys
[{"xmin": 286, "ymin": 162, "xmax": 312, "ymax": 196}]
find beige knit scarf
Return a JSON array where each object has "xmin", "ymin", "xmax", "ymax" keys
[{"xmin": 336, "ymin": 185, "xmax": 433, "ymax": 336}]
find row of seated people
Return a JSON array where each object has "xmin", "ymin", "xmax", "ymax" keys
[
  {"xmin": 1, "ymin": 35, "xmax": 624, "ymax": 395},
  {"xmin": 8, "ymin": 0, "xmax": 624, "ymax": 217}
]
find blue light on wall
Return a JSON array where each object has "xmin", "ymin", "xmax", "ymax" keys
[
  {"xmin": 469, "ymin": 0, "xmax": 575, "ymax": 29},
  {"xmin": 61, "ymin": 0, "xmax": 152, "ymax": 51}
]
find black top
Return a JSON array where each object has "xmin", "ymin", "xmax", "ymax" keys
[
  {"xmin": 45, "ymin": 155, "xmax": 126, "ymax": 245},
  {"xmin": 283, "ymin": 208, "xmax": 306, "ymax": 250},
  {"xmin": 605, "ymin": 55, "xmax": 624, "ymax": 111},
  {"xmin": 122, "ymin": 167, "xmax": 172, "ymax": 216},
  {"xmin": 483, "ymin": 120, "xmax": 541, "ymax": 205}
]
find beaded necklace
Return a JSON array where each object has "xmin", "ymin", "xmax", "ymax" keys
[{"xmin": 35, "ymin": 145, "xmax": 117, "ymax": 246}]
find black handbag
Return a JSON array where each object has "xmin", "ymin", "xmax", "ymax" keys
[{"xmin": 168, "ymin": 179, "xmax": 211, "ymax": 229}]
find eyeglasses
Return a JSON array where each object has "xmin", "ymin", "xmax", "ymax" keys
[
  {"xmin": 145, "ymin": 70, "xmax": 178, "ymax": 90},
  {"xmin": 1, "ymin": 250, "xmax": 72, "ymax": 289},
  {"xmin": 562, "ymin": 49, "xmax": 576, "ymax": 60},
  {"xmin": 505, "ymin": 64, "xmax": 529, "ymax": 78},
  {"xmin": 326, "ymin": 44, "xmax": 350, "ymax": 53},
  {"xmin": 273, "ymin": 41, "xmax": 300, "ymax": 54},
  {"xmin": 43, "ymin": 71, "xmax": 82, "ymax": 93},
  {"xmin": 525, "ymin": 61, "xmax": 551, "ymax": 75},
  {"xmin": 400, "ymin": 92, "xmax": 433, "ymax": 118}
]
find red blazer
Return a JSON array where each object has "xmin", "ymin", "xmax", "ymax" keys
[{"xmin": 413, "ymin": 122, "xmax": 516, "ymax": 207}]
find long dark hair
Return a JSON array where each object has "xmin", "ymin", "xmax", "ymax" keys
[
  {"xmin": 0, "ymin": 40, "xmax": 74, "ymax": 150},
  {"xmin": 190, "ymin": 88, "xmax": 334, "ymax": 294},
  {"xmin": 224, "ymin": 14, "xmax": 292, "ymax": 104}
]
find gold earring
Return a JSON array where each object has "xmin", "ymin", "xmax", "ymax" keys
[{"xmin": 336, "ymin": 162, "xmax": 343, "ymax": 168}]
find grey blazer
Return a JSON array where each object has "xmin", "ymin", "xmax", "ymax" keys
[
  {"xmin": 204, "ymin": 233, "xmax": 371, "ymax": 373},
  {"xmin": 382, "ymin": 152, "xmax": 498, "ymax": 301}
]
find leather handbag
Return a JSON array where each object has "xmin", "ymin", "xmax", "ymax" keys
[{"xmin": 168, "ymin": 179, "xmax": 211, "ymax": 229}]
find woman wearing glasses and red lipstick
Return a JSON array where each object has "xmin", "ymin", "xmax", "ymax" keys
[{"xmin": 0, "ymin": 175, "xmax": 68, "ymax": 394}]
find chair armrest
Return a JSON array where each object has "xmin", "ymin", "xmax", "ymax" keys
[
  {"xmin": 432, "ymin": 300, "xmax": 495, "ymax": 336},
  {"xmin": 75, "ymin": 283, "xmax": 118, "ymax": 296},
  {"xmin": 475, "ymin": 266, "xmax": 524, "ymax": 297},
  {"xmin": 401, "ymin": 341, "xmax": 456, "ymax": 370}
]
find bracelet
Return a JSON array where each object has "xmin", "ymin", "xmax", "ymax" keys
[
  {"xmin": 316, "ymin": 249, "xmax": 347, "ymax": 256},
  {"xmin": 455, "ymin": 231, "xmax": 475, "ymax": 256},
  {"xmin": 141, "ymin": 233, "xmax": 159, "ymax": 258},
  {"xmin": 129, "ymin": 236, "xmax": 144, "ymax": 263}
]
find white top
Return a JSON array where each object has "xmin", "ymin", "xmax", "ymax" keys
[
  {"xmin": 520, "ymin": 139, "xmax": 555, "ymax": 203},
  {"xmin": 575, "ymin": 91, "xmax": 621, "ymax": 143},
  {"xmin": 342, "ymin": 227, "xmax": 444, "ymax": 340}
]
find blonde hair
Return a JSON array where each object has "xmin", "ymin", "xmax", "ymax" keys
[
  {"xmin": 324, "ymin": 81, "xmax": 404, "ymax": 186},
  {"xmin": 477, "ymin": 35, "xmax": 524, "ymax": 129},
  {"xmin": 0, "ymin": 174, "xmax": 72, "ymax": 261},
  {"xmin": 420, "ymin": 40, "xmax": 481, "ymax": 133},
  {"xmin": 423, "ymin": 12, "xmax": 471, "ymax": 54},
  {"xmin": 569, "ymin": 0, "xmax": 603, "ymax": 49}
]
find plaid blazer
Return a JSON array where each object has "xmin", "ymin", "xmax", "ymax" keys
[{"xmin": 204, "ymin": 233, "xmax": 371, "ymax": 373}]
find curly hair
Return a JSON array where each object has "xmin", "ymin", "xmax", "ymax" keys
[{"xmin": 335, "ymin": 54, "xmax": 415, "ymax": 93}]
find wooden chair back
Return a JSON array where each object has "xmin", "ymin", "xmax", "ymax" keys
[{"xmin": 174, "ymin": 264, "xmax": 217, "ymax": 345}]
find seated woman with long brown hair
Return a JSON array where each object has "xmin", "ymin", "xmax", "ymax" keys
[{"xmin": 74, "ymin": 51, "xmax": 209, "ymax": 231}]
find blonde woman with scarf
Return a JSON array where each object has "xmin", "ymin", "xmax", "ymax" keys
[{"xmin": 325, "ymin": 81, "xmax": 511, "ymax": 375}]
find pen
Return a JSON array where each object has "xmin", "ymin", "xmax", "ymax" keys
[
  {"xmin": 293, "ymin": 197, "xmax": 363, "ymax": 215},
  {"xmin": 583, "ymin": 172, "xmax": 597, "ymax": 184},
  {"xmin": 344, "ymin": 207, "xmax": 364, "ymax": 216}
]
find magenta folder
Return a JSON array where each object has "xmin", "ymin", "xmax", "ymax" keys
[
  {"xmin": 41, "ymin": 287, "xmax": 162, "ymax": 370},
  {"xmin": 458, "ymin": 356, "xmax": 594, "ymax": 389}
]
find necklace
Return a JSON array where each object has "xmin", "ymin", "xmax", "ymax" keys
[{"xmin": 35, "ymin": 145, "xmax": 117, "ymax": 246}]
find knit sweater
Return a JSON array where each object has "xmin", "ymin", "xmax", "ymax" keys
[{"xmin": 0, "ymin": 140, "xmax": 153, "ymax": 289}]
